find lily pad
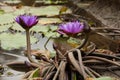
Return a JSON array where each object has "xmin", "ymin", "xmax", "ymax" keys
[
  {"xmin": 28, "ymin": 6, "xmax": 71, "ymax": 16},
  {"xmin": 13, "ymin": 6, "xmax": 29, "ymax": 15},
  {"xmin": 0, "ymin": 9, "xmax": 5, "ymax": 14},
  {"xmin": 0, "ymin": 33, "xmax": 38, "ymax": 50},
  {"xmin": 0, "ymin": 24, "xmax": 12, "ymax": 32},
  {"xmin": 11, "ymin": 23, "xmax": 49, "ymax": 33},
  {"xmin": 30, "ymin": 25, "xmax": 50, "ymax": 33},
  {"xmin": 31, "ymin": 25, "xmax": 60, "ymax": 38},
  {"xmin": 45, "ymin": 31, "xmax": 60, "ymax": 38},
  {"xmin": 43, "ymin": 0, "xmax": 68, "ymax": 4},
  {"xmin": 10, "ymin": 23, "xmax": 25, "ymax": 32},
  {"xmin": 32, "ymin": 25, "xmax": 60, "ymax": 38},
  {"xmin": 0, "ymin": 13, "xmax": 14, "ymax": 25},
  {"xmin": 39, "ymin": 18, "xmax": 62, "ymax": 25},
  {"xmin": 0, "ymin": 6, "xmax": 15, "ymax": 13}
]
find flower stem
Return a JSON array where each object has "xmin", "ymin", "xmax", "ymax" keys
[
  {"xmin": 26, "ymin": 29, "xmax": 36, "ymax": 63},
  {"xmin": 65, "ymin": 33, "xmax": 89, "ymax": 54},
  {"xmin": 77, "ymin": 33, "xmax": 89, "ymax": 49}
]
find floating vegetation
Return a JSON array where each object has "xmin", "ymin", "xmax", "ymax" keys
[{"xmin": 0, "ymin": 33, "xmax": 38, "ymax": 50}]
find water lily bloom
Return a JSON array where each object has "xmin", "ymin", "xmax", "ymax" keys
[
  {"xmin": 15, "ymin": 14, "xmax": 38, "ymax": 29},
  {"xmin": 57, "ymin": 21, "xmax": 84, "ymax": 36},
  {"xmin": 15, "ymin": 14, "xmax": 38, "ymax": 63}
]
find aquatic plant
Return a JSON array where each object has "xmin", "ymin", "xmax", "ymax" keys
[
  {"xmin": 15, "ymin": 14, "xmax": 38, "ymax": 63},
  {"xmin": 14, "ymin": 18, "xmax": 117, "ymax": 80}
]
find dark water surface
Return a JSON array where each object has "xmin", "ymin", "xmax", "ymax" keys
[{"xmin": 0, "ymin": 52, "xmax": 26, "ymax": 80}]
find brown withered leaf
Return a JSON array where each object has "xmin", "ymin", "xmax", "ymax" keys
[
  {"xmin": 88, "ymin": 31, "xmax": 119, "ymax": 52},
  {"xmin": 95, "ymin": 49, "xmax": 115, "ymax": 55},
  {"xmin": 24, "ymin": 50, "xmax": 50, "ymax": 60},
  {"xmin": 86, "ymin": 77, "xmax": 94, "ymax": 80}
]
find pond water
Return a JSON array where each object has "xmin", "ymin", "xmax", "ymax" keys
[
  {"xmin": 0, "ymin": 52, "xmax": 26, "ymax": 80},
  {"xmin": 0, "ymin": 34, "xmax": 54, "ymax": 80}
]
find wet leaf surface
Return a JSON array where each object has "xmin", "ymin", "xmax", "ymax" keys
[{"xmin": 24, "ymin": 49, "xmax": 50, "ymax": 59}]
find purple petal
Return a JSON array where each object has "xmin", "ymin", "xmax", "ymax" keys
[
  {"xmin": 57, "ymin": 29, "xmax": 65, "ymax": 35},
  {"xmin": 15, "ymin": 14, "xmax": 38, "ymax": 29},
  {"xmin": 15, "ymin": 17, "xmax": 20, "ymax": 23},
  {"xmin": 28, "ymin": 16, "xmax": 38, "ymax": 27},
  {"xmin": 57, "ymin": 21, "xmax": 84, "ymax": 36}
]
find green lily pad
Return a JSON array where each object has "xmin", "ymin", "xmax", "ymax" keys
[
  {"xmin": 39, "ymin": 18, "xmax": 62, "ymax": 25},
  {"xmin": 13, "ymin": 7, "xmax": 29, "ymax": 15},
  {"xmin": 0, "ymin": 33, "xmax": 38, "ymax": 50},
  {"xmin": 31, "ymin": 25, "xmax": 60, "ymax": 38},
  {"xmin": 0, "ymin": 6, "xmax": 15, "ymax": 13},
  {"xmin": 10, "ymin": 23, "xmax": 25, "ymax": 32},
  {"xmin": 28, "ymin": 6, "xmax": 71, "ymax": 16},
  {"xmin": 43, "ymin": 0, "xmax": 68, "ymax": 4},
  {"xmin": 11, "ymin": 24, "xmax": 52, "ymax": 33},
  {"xmin": 30, "ymin": 25, "xmax": 50, "ymax": 33},
  {"xmin": 0, "ymin": 24, "xmax": 12, "ymax": 32},
  {"xmin": 0, "ymin": 13, "xmax": 14, "ymax": 25},
  {"xmin": 32, "ymin": 25, "xmax": 60, "ymax": 38},
  {"xmin": 0, "ymin": 9, "xmax": 5, "ymax": 15},
  {"xmin": 45, "ymin": 31, "xmax": 60, "ymax": 38}
]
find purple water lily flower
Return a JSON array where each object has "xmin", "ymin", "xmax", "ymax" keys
[
  {"xmin": 15, "ymin": 14, "xmax": 38, "ymax": 29},
  {"xmin": 57, "ymin": 21, "xmax": 84, "ymax": 36}
]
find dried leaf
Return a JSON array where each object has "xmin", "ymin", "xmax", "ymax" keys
[
  {"xmin": 95, "ymin": 49, "xmax": 114, "ymax": 55},
  {"xmin": 24, "ymin": 50, "xmax": 50, "ymax": 60},
  {"xmin": 86, "ymin": 78, "xmax": 94, "ymax": 80}
]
